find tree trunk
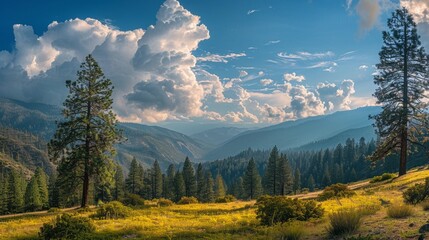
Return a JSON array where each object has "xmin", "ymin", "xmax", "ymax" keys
[
  {"xmin": 399, "ymin": 19, "xmax": 409, "ymax": 176},
  {"xmin": 81, "ymin": 166, "xmax": 89, "ymax": 207},
  {"xmin": 399, "ymin": 128, "xmax": 408, "ymax": 176}
]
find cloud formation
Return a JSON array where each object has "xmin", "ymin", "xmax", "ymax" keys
[{"xmin": 283, "ymin": 72, "xmax": 305, "ymax": 82}]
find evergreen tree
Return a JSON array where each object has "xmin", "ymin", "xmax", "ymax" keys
[
  {"xmin": 182, "ymin": 157, "xmax": 197, "ymax": 197},
  {"xmin": 151, "ymin": 160, "xmax": 163, "ymax": 199},
  {"xmin": 196, "ymin": 163, "xmax": 205, "ymax": 201},
  {"xmin": 113, "ymin": 164, "xmax": 125, "ymax": 200},
  {"xmin": 293, "ymin": 168, "xmax": 301, "ymax": 194},
  {"xmin": 141, "ymin": 167, "xmax": 152, "ymax": 199},
  {"xmin": 277, "ymin": 154, "xmax": 293, "ymax": 196},
  {"xmin": 125, "ymin": 157, "xmax": 141, "ymax": 194},
  {"xmin": 8, "ymin": 170, "xmax": 24, "ymax": 213},
  {"xmin": 232, "ymin": 177, "xmax": 245, "ymax": 199},
  {"xmin": 34, "ymin": 168, "xmax": 49, "ymax": 209},
  {"xmin": 202, "ymin": 172, "xmax": 215, "ymax": 203},
  {"xmin": 370, "ymin": 8, "xmax": 429, "ymax": 176},
  {"xmin": 0, "ymin": 171, "xmax": 9, "ymax": 214},
  {"xmin": 48, "ymin": 173, "xmax": 60, "ymax": 208},
  {"xmin": 25, "ymin": 176, "xmax": 42, "ymax": 211},
  {"xmin": 48, "ymin": 55, "xmax": 121, "ymax": 207},
  {"xmin": 322, "ymin": 167, "xmax": 331, "ymax": 187},
  {"xmin": 263, "ymin": 146, "xmax": 279, "ymax": 195},
  {"xmin": 174, "ymin": 171, "xmax": 185, "ymax": 202},
  {"xmin": 307, "ymin": 174, "xmax": 315, "ymax": 192},
  {"xmin": 214, "ymin": 173, "xmax": 226, "ymax": 199},
  {"xmin": 243, "ymin": 158, "xmax": 262, "ymax": 199},
  {"xmin": 165, "ymin": 164, "xmax": 176, "ymax": 200}
]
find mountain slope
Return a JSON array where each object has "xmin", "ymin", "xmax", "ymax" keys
[
  {"xmin": 204, "ymin": 106, "xmax": 381, "ymax": 160},
  {"xmin": 190, "ymin": 127, "xmax": 249, "ymax": 146},
  {"xmin": 296, "ymin": 125, "xmax": 377, "ymax": 151},
  {"xmin": 0, "ymin": 98, "xmax": 212, "ymax": 171}
]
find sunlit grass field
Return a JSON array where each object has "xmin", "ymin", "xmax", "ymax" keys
[{"xmin": 1, "ymin": 167, "xmax": 429, "ymax": 240}]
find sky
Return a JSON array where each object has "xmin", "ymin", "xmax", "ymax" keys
[{"xmin": 1, "ymin": 0, "xmax": 429, "ymax": 133}]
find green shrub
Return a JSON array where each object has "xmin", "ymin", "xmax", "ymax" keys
[
  {"xmin": 421, "ymin": 200, "xmax": 429, "ymax": 211},
  {"xmin": 178, "ymin": 196, "xmax": 199, "ymax": 204},
  {"xmin": 270, "ymin": 222, "xmax": 305, "ymax": 240},
  {"xmin": 370, "ymin": 173, "xmax": 396, "ymax": 183},
  {"xmin": 318, "ymin": 183, "xmax": 355, "ymax": 201},
  {"xmin": 256, "ymin": 196, "xmax": 324, "ymax": 226},
  {"xmin": 47, "ymin": 207, "xmax": 61, "ymax": 213},
  {"xmin": 121, "ymin": 193, "xmax": 145, "ymax": 208},
  {"xmin": 387, "ymin": 204, "xmax": 413, "ymax": 218},
  {"xmin": 92, "ymin": 201, "xmax": 131, "ymax": 220},
  {"xmin": 403, "ymin": 178, "xmax": 429, "ymax": 204},
  {"xmin": 76, "ymin": 207, "xmax": 91, "ymax": 213},
  {"xmin": 215, "ymin": 195, "xmax": 237, "ymax": 203},
  {"xmin": 158, "ymin": 198, "xmax": 174, "ymax": 207},
  {"xmin": 327, "ymin": 209, "xmax": 362, "ymax": 236},
  {"xmin": 39, "ymin": 214, "xmax": 95, "ymax": 240}
]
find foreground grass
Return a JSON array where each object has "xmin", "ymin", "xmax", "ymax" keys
[{"xmin": 2, "ymin": 167, "xmax": 429, "ymax": 239}]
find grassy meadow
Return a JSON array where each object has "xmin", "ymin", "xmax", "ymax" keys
[{"xmin": 2, "ymin": 167, "xmax": 429, "ymax": 239}]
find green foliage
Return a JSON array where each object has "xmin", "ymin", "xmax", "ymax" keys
[
  {"xmin": 318, "ymin": 183, "xmax": 355, "ymax": 201},
  {"xmin": 34, "ymin": 167, "xmax": 49, "ymax": 208},
  {"xmin": 214, "ymin": 173, "xmax": 226, "ymax": 199},
  {"xmin": 256, "ymin": 196, "xmax": 324, "ymax": 226},
  {"xmin": 178, "ymin": 196, "xmax": 199, "ymax": 205},
  {"xmin": 293, "ymin": 168, "xmax": 301, "ymax": 194},
  {"xmin": 113, "ymin": 164, "xmax": 125, "ymax": 201},
  {"xmin": 403, "ymin": 178, "xmax": 429, "ymax": 204},
  {"xmin": 370, "ymin": 173, "xmax": 396, "ymax": 183},
  {"xmin": 151, "ymin": 160, "xmax": 163, "ymax": 199},
  {"xmin": 25, "ymin": 175, "xmax": 42, "ymax": 211},
  {"xmin": 174, "ymin": 171, "xmax": 186, "ymax": 202},
  {"xmin": 121, "ymin": 193, "xmax": 145, "ymax": 208},
  {"xmin": 39, "ymin": 214, "xmax": 95, "ymax": 240},
  {"xmin": 202, "ymin": 171, "xmax": 215, "ymax": 203},
  {"xmin": 215, "ymin": 195, "xmax": 236, "ymax": 203},
  {"xmin": 48, "ymin": 55, "xmax": 121, "ymax": 207},
  {"xmin": 387, "ymin": 204, "xmax": 413, "ymax": 218},
  {"xmin": 243, "ymin": 158, "xmax": 262, "ymax": 199},
  {"xmin": 8, "ymin": 169, "xmax": 25, "ymax": 213},
  {"xmin": 270, "ymin": 222, "xmax": 305, "ymax": 240},
  {"xmin": 263, "ymin": 146, "xmax": 279, "ymax": 195},
  {"xmin": 92, "ymin": 201, "xmax": 131, "ymax": 220},
  {"xmin": 327, "ymin": 209, "xmax": 362, "ymax": 236},
  {"xmin": 157, "ymin": 198, "xmax": 174, "ymax": 207},
  {"xmin": 47, "ymin": 207, "xmax": 61, "ymax": 213},
  {"xmin": 125, "ymin": 157, "xmax": 143, "ymax": 195},
  {"xmin": 182, "ymin": 157, "xmax": 197, "ymax": 197}
]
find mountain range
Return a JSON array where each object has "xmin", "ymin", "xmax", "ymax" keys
[{"xmin": 0, "ymin": 97, "xmax": 380, "ymax": 172}]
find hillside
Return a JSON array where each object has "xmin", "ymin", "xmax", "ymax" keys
[
  {"xmin": 203, "ymin": 106, "xmax": 381, "ymax": 160},
  {"xmin": 0, "ymin": 98, "xmax": 212, "ymax": 170},
  {"xmin": 190, "ymin": 127, "xmax": 249, "ymax": 146},
  {"xmin": 2, "ymin": 167, "xmax": 429, "ymax": 239}
]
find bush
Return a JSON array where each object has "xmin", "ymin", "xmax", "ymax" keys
[
  {"xmin": 270, "ymin": 222, "xmax": 305, "ymax": 240},
  {"xmin": 318, "ymin": 183, "xmax": 355, "ymax": 201},
  {"xmin": 421, "ymin": 200, "xmax": 429, "ymax": 211},
  {"xmin": 92, "ymin": 201, "xmax": 131, "ymax": 220},
  {"xmin": 403, "ymin": 178, "xmax": 429, "ymax": 204},
  {"xmin": 158, "ymin": 198, "xmax": 174, "ymax": 207},
  {"xmin": 370, "ymin": 173, "xmax": 396, "ymax": 183},
  {"xmin": 39, "ymin": 214, "xmax": 95, "ymax": 240},
  {"xmin": 178, "ymin": 196, "xmax": 199, "ymax": 204},
  {"xmin": 121, "ymin": 193, "xmax": 145, "ymax": 208},
  {"xmin": 256, "ymin": 196, "xmax": 324, "ymax": 226},
  {"xmin": 387, "ymin": 204, "xmax": 413, "ymax": 218},
  {"xmin": 47, "ymin": 208, "xmax": 61, "ymax": 213},
  {"xmin": 327, "ymin": 209, "xmax": 362, "ymax": 236},
  {"xmin": 215, "ymin": 195, "xmax": 237, "ymax": 203}
]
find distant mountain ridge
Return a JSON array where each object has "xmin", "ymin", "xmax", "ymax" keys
[
  {"xmin": 203, "ymin": 106, "xmax": 381, "ymax": 160},
  {"xmin": 190, "ymin": 127, "xmax": 249, "ymax": 146}
]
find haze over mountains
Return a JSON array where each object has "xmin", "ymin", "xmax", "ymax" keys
[{"xmin": 0, "ymin": 97, "xmax": 380, "ymax": 171}]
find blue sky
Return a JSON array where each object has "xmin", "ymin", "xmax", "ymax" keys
[{"xmin": 0, "ymin": 0, "xmax": 427, "ymax": 133}]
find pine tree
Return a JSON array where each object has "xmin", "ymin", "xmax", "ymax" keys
[
  {"xmin": 202, "ymin": 172, "xmax": 215, "ymax": 203},
  {"xmin": 293, "ymin": 168, "xmax": 301, "ymax": 194},
  {"xmin": 142, "ymin": 167, "xmax": 152, "ymax": 199},
  {"xmin": 151, "ymin": 160, "xmax": 163, "ymax": 199},
  {"xmin": 214, "ymin": 173, "xmax": 226, "ymax": 199},
  {"xmin": 307, "ymin": 174, "xmax": 315, "ymax": 192},
  {"xmin": 34, "ymin": 167, "xmax": 49, "ymax": 209},
  {"xmin": 8, "ymin": 170, "xmax": 24, "ymax": 213},
  {"xmin": 263, "ymin": 146, "xmax": 279, "ymax": 195},
  {"xmin": 370, "ymin": 8, "xmax": 429, "ymax": 176},
  {"xmin": 322, "ymin": 167, "xmax": 331, "ymax": 187},
  {"xmin": 174, "ymin": 171, "xmax": 185, "ymax": 202},
  {"xmin": 113, "ymin": 164, "xmax": 125, "ymax": 200},
  {"xmin": 232, "ymin": 177, "xmax": 245, "ymax": 199},
  {"xmin": 125, "ymin": 157, "xmax": 141, "ymax": 194},
  {"xmin": 182, "ymin": 157, "xmax": 196, "ymax": 197},
  {"xmin": 165, "ymin": 164, "xmax": 176, "ymax": 200},
  {"xmin": 196, "ymin": 163, "xmax": 205, "ymax": 201},
  {"xmin": 243, "ymin": 158, "xmax": 262, "ymax": 199},
  {"xmin": 48, "ymin": 173, "xmax": 60, "ymax": 208},
  {"xmin": 48, "ymin": 55, "xmax": 122, "ymax": 207},
  {"xmin": 277, "ymin": 154, "xmax": 293, "ymax": 196},
  {"xmin": 25, "ymin": 176, "xmax": 42, "ymax": 211},
  {"xmin": 0, "ymin": 171, "xmax": 9, "ymax": 214}
]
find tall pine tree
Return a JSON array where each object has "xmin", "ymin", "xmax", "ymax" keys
[
  {"xmin": 370, "ymin": 8, "xmax": 429, "ymax": 176},
  {"xmin": 151, "ymin": 160, "xmax": 163, "ymax": 199},
  {"xmin": 263, "ymin": 146, "xmax": 279, "ymax": 195},
  {"xmin": 182, "ymin": 157, "xmax": 196, "ymax": 197},
  {"xmin": 243, "ymin": 158, "xmax": 262, "ymax": 199}
]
